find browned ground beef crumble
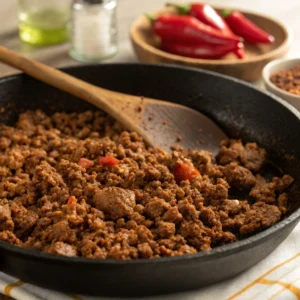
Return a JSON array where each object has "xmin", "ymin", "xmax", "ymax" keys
[{"xmin": 0, "ymin": 110, "xmax": 294, "ymax": 259}]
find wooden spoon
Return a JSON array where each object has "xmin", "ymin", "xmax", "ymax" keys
[{"xmin": 0, "ymin": 46, "xmax": 226, "ymax": 154}]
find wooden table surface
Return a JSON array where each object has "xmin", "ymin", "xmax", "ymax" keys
[{"xmin": 0, "ymin": 0, "xmax": 300, "ymax": 299}]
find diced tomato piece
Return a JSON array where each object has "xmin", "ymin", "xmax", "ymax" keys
[
  {"xmin": 98, "ymin": 155, "xmax": 119, "ymax": 167},
  {"xmin": 67, "ymin": 196, "xmax": 77, "ymax": 206},
  {"xmin": 173, "ymin": 162, "xmax": 200, "ymax": 183},
  {"xmin": 78, "ymin": 158, "xmax": 94, "ymax": 169}
]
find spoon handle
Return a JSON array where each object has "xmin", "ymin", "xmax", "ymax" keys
[
  {"xmin": 0, "ymin": 46, "xmax": 107, "ymax": 105},
  {"xmin": 0, "ymin": 46, "xmax": 150, "ymax": 144}
]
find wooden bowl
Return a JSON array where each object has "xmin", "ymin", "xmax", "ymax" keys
[{"xmin": 130, "ymin": 7, "xmax": 291, "ymax": 81}]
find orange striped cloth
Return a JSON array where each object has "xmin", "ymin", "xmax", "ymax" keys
[{"xmin": 1, "ymin": 223, "xmax": 300, "ymax": 300}]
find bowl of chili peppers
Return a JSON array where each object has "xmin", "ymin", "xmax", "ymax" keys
[{"xmin": 130, "ymin": 3, "xmax": 291, "ymax": 81}]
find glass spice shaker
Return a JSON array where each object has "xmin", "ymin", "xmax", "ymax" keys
[{"xmin": 69, "ymin": 0, "xmax": 118, "ymax": 62}]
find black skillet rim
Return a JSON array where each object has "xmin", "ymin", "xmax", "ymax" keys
[{"xmin": 0, "ymin": 62, "xmax": 299, "ymax": 266}]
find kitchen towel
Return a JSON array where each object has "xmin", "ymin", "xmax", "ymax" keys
[{"xmin": 1, "ymin": 222, "xmax": 300, "ymax": 300}]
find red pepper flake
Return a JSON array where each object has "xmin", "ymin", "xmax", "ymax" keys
[
  {"xmin": 270, "ymin": 65, "xmax": 300, "ymax": 95},
  {"xmin": 67, "ymin": 196, "xmax": 77, "ymax": 206},
  {"xmin": 98, "ymin": 155, "xmax": 120, "ymax": 167},
  {"xmin": 78, "ymin": 158, "xmax": 94, "ymax": 169},
  {"xmin": 173, "ymin": 162, "xmax": 200, "ymax": 183}
]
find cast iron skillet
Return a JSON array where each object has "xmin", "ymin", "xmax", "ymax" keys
[{"xmin": 0, "ymin": 63, "xmax": 300, "ymax": 297}]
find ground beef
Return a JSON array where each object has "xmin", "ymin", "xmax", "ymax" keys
[
  {"xmin": 0, "ymin": 110, "xmax": 294, "ymax": 260},
  {"xmin": 240, "ymin": 202, "xmax": 282, "ymax": 235},
  {"xmin": 94, "ymin": 187, "xmax": 135, "ymax": 220},
  {"xmin": 223, "ymin": 162, "xmax": 256, "ymax": 190},
  {"xmin": 46, "ymin": 241, "xmax": 77, "ymax": 257},
  {"xmin": 11, "ymin": 203, "xmax": 39, "ymax": 237},
  {"xmin": 250, "ymin": 181, "xmax": 276, "ymax": 204},
  {"xmin": 217, "ymin": 139, "xmax": 267, "ymax": 172},
  {"xmin": 0, "ymin": 203, "xmax": 13, "ymax": 231}
]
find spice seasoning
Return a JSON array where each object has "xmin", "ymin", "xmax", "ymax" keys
[{"xmin": 270, "ymin": 65, "xmax": 300, "ymax": 95}]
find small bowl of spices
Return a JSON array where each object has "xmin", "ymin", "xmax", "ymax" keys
[{"xmin": 263, "ymin": 58, "xmax": 300, "ymax": 111}]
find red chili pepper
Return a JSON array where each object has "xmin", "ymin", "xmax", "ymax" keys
[
  {"xmin": 148, "ymin": 14, "xmax": 241, "ymax": 45},
  {"xmin": 173, "ymin": 162, "xmax": 200, "ymax": 183},
  {"xmin": 223, "ymin": 10, "xmax": 274, "ymax": 44},
  {"xmin": 167, "ymin": 3, "xmax": 233, "ymax": 35},
  {"xmin": 99, "ymin": 155, "xmax": 119, "ymax": 167},
  {"xmin": 67, "ymin": 196, "xmax": 77, "ymax": 206},
  {"xmin": 167, "ymin": 3, "xmax": 244, "ymax": 59},
  {"xmin": 78, "ymin": 157, "xmax": 94, "ymax": 169},
  {"xmin": 161, "ymin": 40, "xmax": 244, "ymax": 59}
]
